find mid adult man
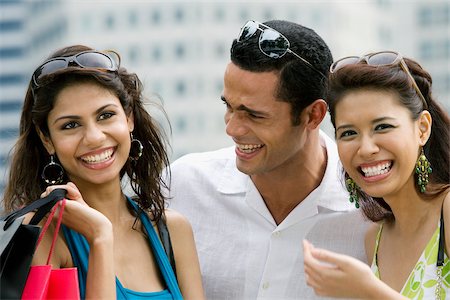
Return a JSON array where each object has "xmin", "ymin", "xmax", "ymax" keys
[{"xmin": 167, "ymin": 20, "xmax": 367, "ymax": 299}]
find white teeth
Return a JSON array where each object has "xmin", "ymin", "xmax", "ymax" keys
[
  {"xmin": 81, "ymin": 149, "xmax": 113, "ymax": 164},
  {"xmin": 237, "ymin": 143, "xmax": 264, "ymax": 154},
  {"xmin": 361, "ymin": 162, "xmax": 392, "ymax": 177}
]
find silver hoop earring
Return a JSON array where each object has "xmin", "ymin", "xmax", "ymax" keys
[
  {"xmin": 129, "ymin": 133, "xmax": 143, "ymax": 161},
  {"xmin": 42, "ymin": 154, "xmax": 65, "ymax": 185}
]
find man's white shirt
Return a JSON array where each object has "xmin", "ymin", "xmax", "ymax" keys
[{"xmin": 167, "ymin": 131, "xmax": 369, "ymax": 300}]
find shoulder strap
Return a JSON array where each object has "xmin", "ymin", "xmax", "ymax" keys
[
  {"xmin": 437, "ymin": 207, "xmax": 445, "ymax": 267},
  {"xmin": 157, "ymin": 216, "xmax": 177, "ymax": 278}
]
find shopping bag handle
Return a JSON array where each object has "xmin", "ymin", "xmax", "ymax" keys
[
  {"xmin": 35, "ymin": 199, "xmax": 66, "ymax": 265},
  {"xmin": 2, "ymin": 189, "xmax": 67, "ymax": 230}
]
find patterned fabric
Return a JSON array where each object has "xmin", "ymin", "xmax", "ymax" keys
[{"xmin": 371, "ymin": 221, "xmax": 450, "ymax": 299}]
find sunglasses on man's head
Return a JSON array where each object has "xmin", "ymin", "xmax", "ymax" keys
[
  {"xmin": 237, "ymin": 20, "xmax": 326, "ymax": 78},
  {"xmin": 32, "ymin": 50, "xmax": 121, "ymax": 88},
  {"xmin": 330, "ymin": 51, "xmax": 428, "ymax": 109}
]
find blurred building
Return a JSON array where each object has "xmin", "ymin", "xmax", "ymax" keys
[{"xmin": 0, "ymin": 0, "xmax": 449, "ymax": 194}]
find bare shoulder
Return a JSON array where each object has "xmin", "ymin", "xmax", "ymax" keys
[
  {"xmin": 164, "ymin": 209, "xmax": 194, "ymax": 236},
  {"xmin": 364, "ymin": 222, "xmax": 381, "ymax": 264}
]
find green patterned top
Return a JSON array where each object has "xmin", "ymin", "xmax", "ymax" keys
[{"xmin": 371, "ymin": 222, "xmax": 450, "ymax": 299}]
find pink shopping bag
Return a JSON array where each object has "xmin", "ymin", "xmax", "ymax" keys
[{"xmin": 21, "ymin": 200, "xmax": 80, "ymax": 300}]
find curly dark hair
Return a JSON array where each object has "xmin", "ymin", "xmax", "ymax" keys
[
  {"xmin": 3, "ymin": 45, "xmax": 170, "ymax": 222},
  {"xmin": 327, "ymin": 54, "xmax": 450, "ymax": 222},
  {"xmin": 230, "ymin": 20, "xmax": 333, "ymax": 125}
]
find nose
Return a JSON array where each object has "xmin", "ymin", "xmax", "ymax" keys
[
  {"xmin": 83, "ymin": 123, "xmax": 106, "ymax": 147},
  {"xmin": 357, "ymin": 135, "xmax": 379, "ymax": 158},
  {"xmin": 225, "ymin": 111, "xmax": 248, "ymax": 138}
]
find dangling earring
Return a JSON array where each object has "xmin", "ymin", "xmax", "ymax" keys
[
  {"xmin": 345, "ymin": 177, "xmax": 360, "ymax": 208},
  {"xmin": 42, "ymin": 154, "xmax": 65, "ymax": 185},
  {"xmin": 129, "ymin": 132, "xmax": 143, "ymax": 161},
  {"xmin": 415, "ymin": 148, "xmax": 432, "ymax": 193}
]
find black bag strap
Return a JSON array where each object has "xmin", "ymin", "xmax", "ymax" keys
[
  {"xmin": 437, "ymin": 206, "xmax": 445, "ymax": 267},
  {"xmin": 157, "ymin": 216, "xmax": 177, "ymax": 278},
  {"xmin": 2, "ymin": 189, "xmax": 66, "ymax": 230}
]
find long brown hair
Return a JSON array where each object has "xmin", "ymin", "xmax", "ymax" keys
[{"xmin": 3, "ymin": 45, "xmax": 170, "ymax": 222}]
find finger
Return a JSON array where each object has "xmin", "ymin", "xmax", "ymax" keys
[
  {"xmin": 311, "ymin": 247, "xmax": 348, "ymax": 268},
  {"xmin": 41, "ymin": 183, "xmax": 81, "ymax": 201}
]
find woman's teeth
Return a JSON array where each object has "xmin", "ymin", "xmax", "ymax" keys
[
  {"xmin": 361, "ymin": 162, "xmax": 392, "ymax": 177},
  {"xmin": 81, "ymin": 149, "xmax": 113, "ymax": 164}
]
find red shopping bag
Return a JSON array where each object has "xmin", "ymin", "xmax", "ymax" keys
[{"xmin": 22, "ymin": 199, "xmax": 80, "ymax": 300}]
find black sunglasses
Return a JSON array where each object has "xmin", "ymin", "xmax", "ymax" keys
[
  {"xmin": 237, "ymin": 20, "xmax": 325, "ymax": 78},
  {"xmin": 32, "ymin": 50, "xmax": 120, "ymax": 88},
  {"xmin": 330, "ymin": 51, "xmax": 427, "ymax": 109}
]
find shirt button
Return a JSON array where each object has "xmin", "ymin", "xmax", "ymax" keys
[
  {"xmin": 273, "ymin": 231, "xmax": 281, "ymax": 237},
  {"xmin": 262, "ymin": 282, "xmax": 270, "ymax": 290}
]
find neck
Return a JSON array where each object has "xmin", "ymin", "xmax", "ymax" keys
[
  {"xmin": 73, "ymin": 177, "xmax": 130, "ymax": 224},
  {"xmin": 252, "ymin": 132, "xmax": 327, "ymax": 224},
  {"xmin": 384, "ymin": 178, "xmax": 443, "ymax": 234}
]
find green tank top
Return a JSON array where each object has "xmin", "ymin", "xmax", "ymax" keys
[{"xmin": 371, "ymin": 219, "xmax": 449, "ymax": 299}]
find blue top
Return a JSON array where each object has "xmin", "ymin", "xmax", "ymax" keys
[{"xmin": 62, "ymin": 196, "xmax": 183, "ymax": 300}]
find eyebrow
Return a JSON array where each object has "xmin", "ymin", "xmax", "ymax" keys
[
  {"xmin": 336, "ymin": 116, "xmax": 396, "ymax": 132},
  {"xmin": 53, "ymin": 104, "xmax": 119, "ymax": 125},
  {"xmin": 221, "ymin": 95, "xmax": 270, "ymax": 117}
]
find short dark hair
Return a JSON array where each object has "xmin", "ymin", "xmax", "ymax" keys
[
  {"xmin": 327, "ymin": 56, "xmax": 450, "ymax": 222},
  {"xmin": 230, "ymin": 20, "xmax": 333, "ymax": 125}
]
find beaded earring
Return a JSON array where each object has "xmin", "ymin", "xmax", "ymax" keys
[
  {"xmin": 415, "ymin": 148, "xmax": 432, "ymax": 193},
  {"xmin": 345, "ymin": 177, "xmax": 360, "ymax": 208}
]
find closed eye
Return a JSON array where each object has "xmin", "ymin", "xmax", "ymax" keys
[
  {"xmin": 374, "ymin": 123, "xmax": 395, "ymax": 131},
  {"xmin": 248, "ymin": 112, "xmax": 264, "ymax": 119}
]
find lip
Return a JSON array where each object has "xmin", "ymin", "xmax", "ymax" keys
[
  {"xmin": 79, "ymin": 146, "xmax": 116, "ymax": 170},
  {"xmin": 357, "ymin": 160, "xmax": 392, "ymax": 183},
  {"xmin": 234, "ymin": 142, "xmax": 265, "ymax": 160}
]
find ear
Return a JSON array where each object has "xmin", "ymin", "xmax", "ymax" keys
[
  {"xmin": 127, "ymin": 111, "xmax": 135, "ymax": 132},
  {"xmin": 417, "ymin": 110, "xmax": 432, "ymax": 146},
  {"xmin": 304, "ymin": 99, "xmax": 328, "ymax": 130},
  {"xmin": 36, "ymin": 127, "xmax": 55, "ymax": 154}
]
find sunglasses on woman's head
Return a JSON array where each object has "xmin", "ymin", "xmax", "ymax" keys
[
  {"xmin": 32, "ymin": 50, "xmax": 121, "ymax": 88},
  {"xmin": 330, "ymin": 51, "xmax": 428, "ymax": 109},
  {"xmin": 237, "ymin": 20, "xmax": 326, "ymax": 78}
]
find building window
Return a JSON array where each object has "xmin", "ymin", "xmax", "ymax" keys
[
  {"xmin": 175, "ymin": 116, "xmax": 187, "ymax": 133},
  {"xmin": 0, "ymin": 127, "xmax": 19, "ymax": 140},
  {"xmin": 0, "ymin": 20, "xmax": 23, "ymax": 31},
  {"xmin": 0, "ymin": 100, "xmax": 22, "ymax": 112},
  {"xmin": 129, "ymin": 10, "xmax": 138, "ymax": 26},
  {"xmin": 215, "ymin": 43, "xmax": 226, "ymax": 58},
  {"xmin": 174, "ymin": 7, "xmax": 185, "ymax": 23},
  {"xmin": 175, "ymin": 80, "xmax": 186, "ymax": 96},
  {"xmin": 175, "ymin": 43, "xmax": 185, "ymax": 60},
  {"xmin": 0, "ymin": 74, "xmax": 25, "ymax": 85},
  {"xmin": 418, "ymin": 4, "xmax": 449, "ymax": 26},
  {"xmin": 105, "ymin": 14, "xmax": 115, "ymax": 29},
  {"xmin": 150, "ymin": 10, "xmax": 161, "ymax": 24},
  {"xmin": 129, "ymin": 47, "xmax": 139, "ymax": 63},
  {"xmin": 0, "ymin": 47, "xmax": 24, "ymax": 58},
  {"xmin": 152, "ymin": 47, "xmax": 162, "ymax": 61},
  {"xmin": 215, "ymin": 7, "xmax": 225, "ymax": 21}
]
